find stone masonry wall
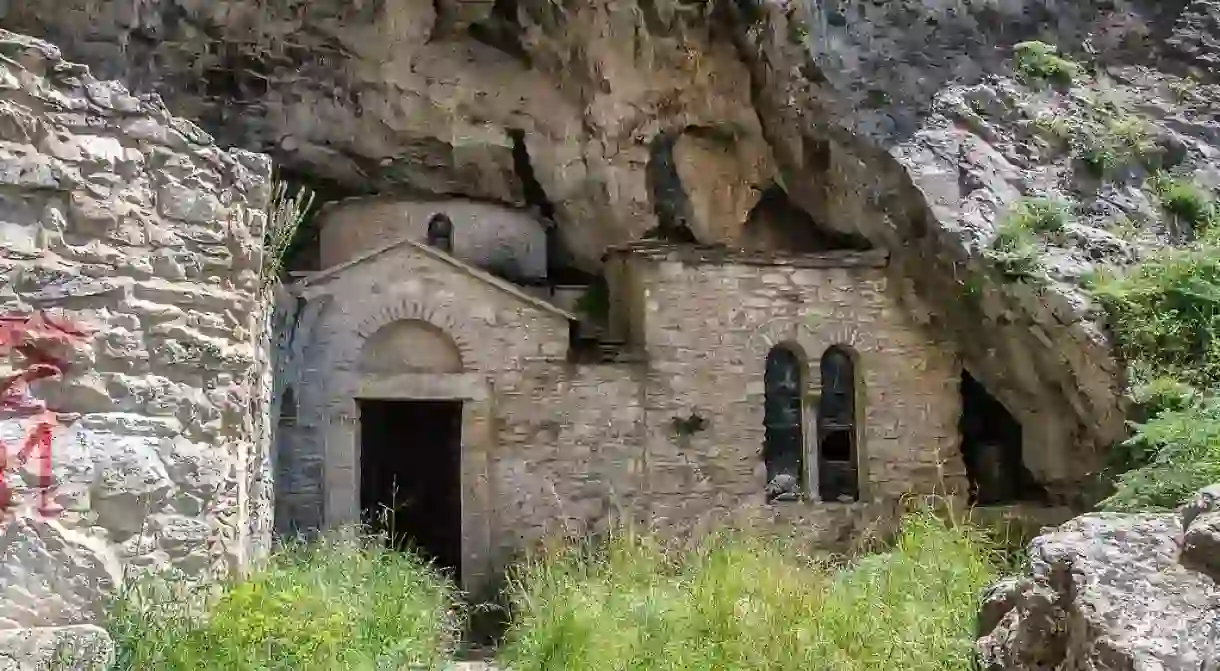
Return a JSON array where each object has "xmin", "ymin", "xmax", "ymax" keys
[
  {"xmin": 617, "ymin": 245, "xmax": 965, "ymax": 534},
  {"xmin": 491, "ymin": 362, "xmax": 646, "ymax": 564},
  {"xmin": 0, "ymin": 29, "xmax": 271, "ymax": 664}
]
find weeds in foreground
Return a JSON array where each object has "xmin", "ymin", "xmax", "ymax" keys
[
  {"xmin": 106, "ymin": 532, "xmax": 463, "ymax": 671},
  {"xmin": 498, "ymin": 511, "xmax": 999, "ymax": 671}
]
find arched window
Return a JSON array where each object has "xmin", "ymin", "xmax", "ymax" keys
[
  {"xmin": 763, "ymin": 345, "xmax": 805, "ymax": 502},
  {"xmin": 274, "ymin": 387, "xmax": 298, "ymax": 536},
  {"xmin": 817, "ymin": 346, "xmax": 859, "ymax": 502},
  {"xmin": 279, "ymin": 388, "xmax": 297, "ymax": 427},
  {"xmin": 426, "ymin": 213, "xmax": 454, "ymax": 253}
]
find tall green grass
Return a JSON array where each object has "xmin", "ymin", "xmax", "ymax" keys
[
  {"xmin": 106, "ymin": 532, "xmax": 464, "ymax": 671},
  {"xmin": 498, "ymin": 511, "xmax": 999, "ymax": 671}
]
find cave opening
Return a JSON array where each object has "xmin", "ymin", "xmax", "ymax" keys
[
  {"xmin": 643, "ymin": 131, "xmax": 700, "ymax": 244},
  {"xmin": 468, "ymin": 0, "xmax": 530, "ymax": 64},
  {"xmin": 742, "ymin": 184, "xmax": 873, "ymax": 253},
  {"xmin": 958, "ymin": 371, "xmax": 1047, "ymax": 506}
]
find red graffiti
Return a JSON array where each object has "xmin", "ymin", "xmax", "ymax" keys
[{"xmin": 0, "ymin": 311, "xmax": 90, "ymax": 519}]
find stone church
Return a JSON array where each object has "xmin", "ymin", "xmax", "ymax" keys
[{"xmin": 272, "ymin": 196, "xmax": 1030, "ymax": 590}]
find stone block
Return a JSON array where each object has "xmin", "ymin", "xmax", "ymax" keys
[
  {"xmin": 0, "ymin": 625, "xmax": 113, "ymax": 671},
  {"xmin": 0, "ymin": 518, "xmax": 120, "ymax": 628}
]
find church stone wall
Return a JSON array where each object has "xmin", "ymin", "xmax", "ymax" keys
[
  {"xmin": 614, "ymin": 246, "xmax": 965, "ymax": 536},
  {"xmin": 0, "ymin": 30, "xmax": 271, "ymax": 663},
  {"xmin": 491, "ymin": 362, "xmax": 646, "ymax": 563}
]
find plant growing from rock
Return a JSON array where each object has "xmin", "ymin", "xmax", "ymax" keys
[
  {"xmin": 1148, "ymin": 174, "xmax": 1219, "ymax": 239},
  {"xmin": 1013, "ymin": 41, "xmax": 1080, "ymax": 86},
  {"xmin": 985, "ymin": 220, "xmax": 1044, "ymax": 282},
  {"xmin": 1012, "ymin": 197, "xmax": 1072, "ymax": 235},
  {"xmin": 260, "ymin": 177, "xmax": 316, "ymax": 294},
  {"xmin": 984, "ymin": 198, "xmax": 1073, "ymax": 282},
  {"xmin": 1073, "ymin": 113, "xmax": 1160, "ymax": 179}
]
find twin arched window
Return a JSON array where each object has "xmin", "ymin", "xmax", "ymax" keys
[{"xmin": 762, "ymin": 344, "xmax": 860, "ymax": 503}]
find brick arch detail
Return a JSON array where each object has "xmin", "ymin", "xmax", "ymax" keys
[
  {"xmin": 746, "ymin": 316, "xmax": 866, "ymax": 367},
  {"xmin": 331, "ymin": 293, "xmax": 485, "ymax": 372}
]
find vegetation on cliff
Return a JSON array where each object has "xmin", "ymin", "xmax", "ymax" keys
[{"xmin": 1090, "ymin": 230, "xmax": 1220, "ymax": 511}]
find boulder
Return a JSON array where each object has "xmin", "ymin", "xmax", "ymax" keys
[{"xmin": 977, "ymin": 489, "xmax": 1220, "ymax": 670}]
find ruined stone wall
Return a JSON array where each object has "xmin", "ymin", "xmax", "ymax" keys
[
  {"xmin": 316, "ymin": 196, "xmax": 549, "ymax": 280},
  {"xmin": 0, "ymin": 29, "xmax": 271, "ymax": 659},
  {"xmin": 616, "ymin": 246, "xmax": 965, "ymax": 532}
]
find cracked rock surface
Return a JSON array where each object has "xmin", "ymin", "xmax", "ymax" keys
[{"xmin": 977, "ymin": 485, "xmax": 1220, "ymax": 670}]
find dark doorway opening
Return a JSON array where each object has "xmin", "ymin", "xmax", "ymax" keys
[
  {"xmin": 359, "ymin": 399, "xmax": 464, "ymax": 577},
  {"xmin": 958, "ymin": 372, "xmax": 1046, "ymax": 505}
]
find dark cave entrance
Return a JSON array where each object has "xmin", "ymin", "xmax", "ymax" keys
[
  {"xmin": 358, "ymin": 399, "xmax": 464, "ymax": 576},
  {"xmin": 958, "ymin": 371, "xmax": 1046, "ymax": 505}
]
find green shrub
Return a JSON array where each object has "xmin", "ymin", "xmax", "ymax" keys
[
  {"xmin": 1132, "ymin": 376, "xmax": 1200, "ymax": 418},
  {"xmin": 107, "ymin": 533, "xmax": 464, "ymax": 671},
  {"xmin": 983, "ymin": 199, "xmax": 1072, "ymax": 281},
  {"xmin": 1073, "ymin": 115, "xmax": 1160, "ymax": 179},
  {"xmin": 498, "ymin": 511, "xmax": 999, "ymax": 671},
  {"xmin": 1150, "ymin": 175, "xmax": 1219, "ymax": 235},
  {"xmin": 1012, "ymin": 197, "xmax": 1072, "ymax": 234},
  {"xmin": 1089, "ymin": 246, "xmax": 1220, "ymax": 389},
  {"xmin": 1014, "ymin": 41, "xmax": 1080, "ymax": 86},
  {"xmin": 1100, "ymin": 399, "xmax": 1220, "ymax": 511}
]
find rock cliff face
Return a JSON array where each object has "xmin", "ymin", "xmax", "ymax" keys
[
  {"xmin": 2, "ymin": 0, "xmax": 1218, "ymax": 501},
  {"xmin": 0, "ymin": 29, "xmax": 272, "ymax": 665},
  {"xmin": 977, "ymin": 484, "xmax": 1220, "ymax": 670}
]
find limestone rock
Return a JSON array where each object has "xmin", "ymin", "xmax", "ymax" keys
[
  {"xmin": 1183, "ymin": 484, "xmax": 1220, "ymax": 582},
  {"xmin": 0, "ymin": 27, "xmax": 271, "ymax": 631},
  {"xmin": 0, "ymin": 517, "xmax": 120, "ymax": 628},
  {"xmin": 976, "ymin": 506, "xmax": 1220, "ymax": 670},
  {"xmin": 0, "ymin": 625, "xmax": 113, "ymax": 671}
]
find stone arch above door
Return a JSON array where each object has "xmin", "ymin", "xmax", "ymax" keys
[
  {"xmin": 329, "ymin": 293, "xmax": 487, "ymax": 373},
  {"xmin": 359, "ymin": 319, "xmax": 464, "ymax": 374}
]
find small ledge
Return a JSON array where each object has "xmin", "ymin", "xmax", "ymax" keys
[{"xmin": 604, "ymin": 241, "xmax": 890, "ymax": 269}]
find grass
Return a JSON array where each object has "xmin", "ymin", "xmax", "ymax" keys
[
  {"xmin": 106, "ymin": 531, "xmax": 464, "ymax": 671},
  {"xmin": 1014, "ymin": 41, "xmax": 1080, "ymax": 86},
  {"xmin": 1089, "ymin": 246, "xmax": 1220, "ymax": 390},
  {"xmin": 498, "ymin": 510, "xmax": 1000, "ymax": 671}
]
